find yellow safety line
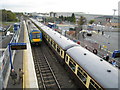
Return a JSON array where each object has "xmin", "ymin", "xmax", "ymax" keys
[
  {"xmin": 23, "ymin": 22, "xmax": 25, "ymax": 89},
  {"xmin": 23, "ymin": 21, "xmax": 30, "ymax": 89}
]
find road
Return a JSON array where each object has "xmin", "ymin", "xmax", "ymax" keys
[
  {"xmin": 58, "ymin": 24, "xmax": 119, "ymax": 54},
  {"xmin": 86, "ymin": 31, "xmax": 119, "ymax": 53}
]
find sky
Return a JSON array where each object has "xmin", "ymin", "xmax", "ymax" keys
[{"xmin": 0, "ymin": 0, "xmax": 119, "ymax": 15}]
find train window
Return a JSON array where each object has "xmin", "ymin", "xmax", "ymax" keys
[
  {"xmin": 77, "ymin": 71, "xmax": 86, "ymax": 84},
  {"xmin": 78, "ymin": 67, "xmax": 83, "ymax": 73},
  {"xmin": 89, "ymin": 84, "xmax": 96, "ymax": 90},
  {"xmin": 46, "ymin": 36, "xmax": 49, "ymax": 41},
  {"xmin": 36, "ymin": 34, "xmax": 40, "ymax": 38},
  {"xmin": 48, "ymin": 38, "xmax": 50, "ymax": 42},
  {"xmin": 52, "ymin": 41, "xmax": 54, "ymax": 47},
  {"xmin": 57, "ymin": 46, "xmax": 60, "ymax": 54},
  {"xmin": 61, "ymin": 50, "xmax": 63, "ymax": 56},
  {"xmin": 89, "ymin": 80, "xmax": 101, "ymax": 90},
  {"xmin": 32, "ymin": 33, "xmax": 40, "ymax": 39},
  {"xmin": 69, "ymin": 61, "xmax": 75, "ymax": 71},
  {"xmin": 50, "ymin": 39, "xmax": 52, "ymax": 45},
  {"xmin": 65, "ymin": 56, "xmax": 68, "ymax": 62},
  {"xmin": 70, "ymin": 59, "xmax": 76, "ymax": 66},
  {"xmin": 94, "ymin": 84, "xmax": 100, "ymax": 89},
  {"xmin": 69, "ymin": 62, "xmax": 75, "ymax": 71},
  {"xmin": 53, "ymin": 43, "xmax": 56, "ymax": 49},
  {"xmin": 90, "ymin": 80, "xmax": 95, "ymax": 85},
  {"xmin": 49, "ymin": 38, "xmax": 51, "ymax": 43},
  {"xmin": 83, "ymin": 72, "xmax": 87, "ymax": 78}
]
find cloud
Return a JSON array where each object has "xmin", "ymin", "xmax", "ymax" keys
[{"xmin": 0, "ymin": 0, "xmax": 119, "ymax": 15}]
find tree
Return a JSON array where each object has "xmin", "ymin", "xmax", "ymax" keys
[
  {"xmin": 76, "ymin": 16, "xmax": 86, "ymax": 39},
  {"xmin": 1, "ymin": 9, "xmax": 18, "ymax": 22},
  {"xmin": 89, "ymin": 20, "xmax": 95, "ymax": 24},
  {"xmin": 58, "ymin": 13, "xmax": 76, "ymax": 23},
  {"xmin": 78, "ymin": 16, "xmax": 86, "ymax": 26},
  {"xmin": 71, "ymin": 13, "xmax": 76, "ymax": 23}
]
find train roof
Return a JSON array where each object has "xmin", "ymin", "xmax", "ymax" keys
[
  {"xmin": 31, "ymin": 30, "xmax": 41, "ymax": 32},
  {"xmin": 66, "ymin": 46, "xmax": 119, "ymax": 88},
  {"xmin": 42, "ymin": 26, "xmax": 79, "ymax": 50},
  {"xmin": 29, "ymin": 21, "xmax": 41, "ymax": 33},
  {"xmin": 31, "ymin": 18, "xmax": 78, "ymax": 50}
]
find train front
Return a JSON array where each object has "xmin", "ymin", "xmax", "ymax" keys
[{"xmin": 30, "ymin": 30, "xmax": 42, "ymax": 45}]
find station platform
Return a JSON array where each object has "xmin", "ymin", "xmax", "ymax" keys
[{"xmin": 5, "ymin": 21, "xmax": 38, "ymax": 89}]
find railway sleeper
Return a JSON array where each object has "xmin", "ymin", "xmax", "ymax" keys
[
  {"xmin": 43, "ymin": 76, "xmax": 54, "ymax": 79},
  {"xmin": 45, "ymin": 83, "xmax": 57, "ymax": 87},
  {"xmin": 40, "ymin": 67, "xmax": 50, "ymax": 71},
  {"xmin": 41, "ymin": 69, "xmax": 51, "ymax": 73},
  {"xmin": 42, "ymin": 72, "xmax": 52, "ymax": 76},
  {"xmin": 39, "ymin": 63, "xmax": 48, "ymax": 66},
  {"xmin": 45, "ymin": 82, "xmax": 56, "ymax": 86},
  {"xmin": 44, "ymin": 80, "xmax": 55, "ymax": 83},
  {"xmin": 40, "ymin": 65, "xmax": 49, "ymax": 68}
]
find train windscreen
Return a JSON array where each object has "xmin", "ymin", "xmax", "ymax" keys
[{"xmin": 32, "ymin": 33, "xmax": 40, "ymax": 39}]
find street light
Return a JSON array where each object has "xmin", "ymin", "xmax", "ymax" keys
[{"xmin": 112, "ymin": 9, "xmax": 117, "ymax": 23}]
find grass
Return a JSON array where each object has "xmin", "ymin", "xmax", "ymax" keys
[
  {"xmin": 9, "ymin": 25, "xmax": 14, "ymax": 32},
  {"xmin": 0, "ymin": 21, "xmax": 18, "ymax": 27}
]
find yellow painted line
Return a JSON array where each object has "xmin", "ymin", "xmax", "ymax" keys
[
  {"xmin": 32, "ymin": 32, "xmax": 40, "ymax": 33},
  {"xmin": 23, "ymin": 21, "xmax": 30, "ymax": 89}
]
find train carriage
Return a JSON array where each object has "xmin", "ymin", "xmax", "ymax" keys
[
  {"xmin": 29, "ymin": 23, "xmax": 42, "ymax": 45},
  {"xmin": 66, "ymin": 46, "xmax": 119, "ymax": 89},
  {"xmin": 31, "ymin": 20, "xmax": 79, "ymax": 59},
  {"xmin": 30, "ymin": 18, "xmax": 119, "ymax": 89}
]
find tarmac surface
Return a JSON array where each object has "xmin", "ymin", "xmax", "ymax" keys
[
  {"xmin": 7, "ymin": 24, "xmax": 24, "ymax": 89},
  {"xmin": 0, "ymin": 35, "xmax": 13, "ymax": 48}
]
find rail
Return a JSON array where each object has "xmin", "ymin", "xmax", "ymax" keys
[{"xmin": 32, "ymin": 46, "xmax": 61, "ymax": 89}]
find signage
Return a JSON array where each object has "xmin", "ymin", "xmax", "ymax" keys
[{"xmin": 10, "ymin": 43, "xmax": 27, "ymax": 50}]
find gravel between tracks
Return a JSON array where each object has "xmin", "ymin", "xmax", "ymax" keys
[{"xmin": 32, "ymin": 41, "xmax": 78, "ymax": 88}]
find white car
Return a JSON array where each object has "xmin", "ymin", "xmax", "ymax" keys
[{"xmin": 86, "ymin": 30, "xmax": 92, "ymax": 36}]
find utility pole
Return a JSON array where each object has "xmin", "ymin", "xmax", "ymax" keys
[{"xmin": 112, "ymin": 9, "xmax": 117, "ymax": 23}]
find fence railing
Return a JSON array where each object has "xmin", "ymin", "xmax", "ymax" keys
[{"xmin": 0, "ymin": 22, "xmax": 22, "ymax": 89}]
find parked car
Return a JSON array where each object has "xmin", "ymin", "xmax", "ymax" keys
[{"xmin": 87, "ymin": 31, "xmax": 92, "ymax": 36}]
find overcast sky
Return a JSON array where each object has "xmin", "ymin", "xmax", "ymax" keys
[{"xmin": 0, "ymin": 0, "xmax": 119, "ymax": 15}]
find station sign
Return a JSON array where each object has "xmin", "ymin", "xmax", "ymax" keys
[
  {"xmin": 10, "ymin": 43, "xmax": 27, "ymax": 50},
  {"xmin": 14, "ymin": 23, "xmax": 20, "ymax": 31}
]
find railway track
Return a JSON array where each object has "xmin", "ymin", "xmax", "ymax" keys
[{"xmin": 32, "ymin": 46, "xmax": 61, "ymax": 89}]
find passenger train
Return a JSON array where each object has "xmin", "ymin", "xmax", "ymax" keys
[
  {"xmin": 30, "ymin": 18, "xmax": 119, "ymax": 89},
  {"xmin": 28, "ymin": 21, "xmax": 42, "ymax": 45}
]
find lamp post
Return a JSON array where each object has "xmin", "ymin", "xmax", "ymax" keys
[{"xmin": 112, "ymin": 9, "xmax": 117, "ymax": 23}]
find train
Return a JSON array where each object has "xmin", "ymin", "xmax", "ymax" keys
[
  {"xmin": 28, "ymin": 21, "xmax": 42, "ymax": 45},
  {"xmin": 30, "ymin": 18, "xmax": 119, "ymax": 89}
]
